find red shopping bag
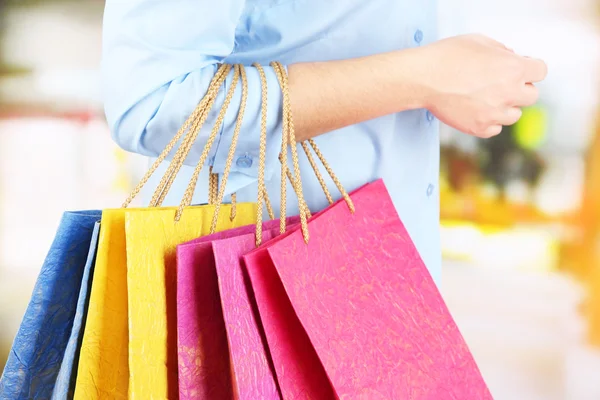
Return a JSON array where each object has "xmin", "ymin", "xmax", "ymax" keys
[
  {"xmin": 244, "ymin": 179, "xmax": 493, "ymax": 400},
  {"xmin": 176, "ymin": 217, "xmax": 300, "ymax": 400}
]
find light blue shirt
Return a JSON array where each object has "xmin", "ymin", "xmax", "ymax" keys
[{"xmin": 102, "ymin": 0, "xmax": 441, "ymax": 283}]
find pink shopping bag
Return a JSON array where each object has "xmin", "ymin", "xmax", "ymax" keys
[
  {"xmin": 244, "ymin": 179, "xmax": 493, "ymax": 400},
  {"xmin": 176, "ymin": 217, "xmax": 299, "ymax": 400}
]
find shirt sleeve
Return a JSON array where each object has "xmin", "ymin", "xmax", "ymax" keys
[{"xmin": 102, "ymin": 0, "xmax": 284, "ymax": 180}]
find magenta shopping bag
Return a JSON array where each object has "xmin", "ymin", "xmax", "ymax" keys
[
  {"xmin": 176, "ymin": 217, "xmax": 298, "ymax": 400},
  {"xmin": 244, "ymin": 180, "xmax": 492, "ymax": 400}
]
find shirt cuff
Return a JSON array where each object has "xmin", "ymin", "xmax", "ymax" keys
[{"xmin": 209, "ymin": 64, "xmax": 285, "ymax": 182}]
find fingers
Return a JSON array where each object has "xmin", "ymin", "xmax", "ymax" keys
[
  {"xmin": 476, "ymin": 106, "xmax": 523, "ymax": 138},
  {"xmin": 522, "ymin": 57, "xmax": 548, "ymax": 83},
  {"xmin": 482, "ymin": 125, "xmax": 503, "ymax": 138},
  {"xmin": 473, "ymin": 104, "xmax": 522, "ymax": 137},
  {"xmin": 494, "ymin": 107, "xmax": 523, "ymax": 126},
  {"xmin": 513, "ymin": 83, "xmax": 539, "ymax": 107}
]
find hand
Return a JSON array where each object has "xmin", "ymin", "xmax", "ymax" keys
[{"xmin": 417, "ymin": 34, "xmax": 548, "ymax": 138}]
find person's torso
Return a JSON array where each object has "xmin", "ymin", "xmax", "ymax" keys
[
  {"xmin": 230, "ymin": 0, "xmax": 437, "ymax": 64},
  {"xmin": 149, "ymin": 0, "xmax": 442, "ymax": 282}
]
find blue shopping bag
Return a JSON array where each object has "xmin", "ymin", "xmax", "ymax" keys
[
  {"xmin": 0, "ymin": 210, "xmax": 101, "ymax": 400},
  {"xmin": 52, "ymin": 221, "xmax": 101, "ymax": 400}
]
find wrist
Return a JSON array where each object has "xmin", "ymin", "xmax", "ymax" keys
[{"xmin": 390, "ymin": 46, "xmax": 437, "ymax": 111}]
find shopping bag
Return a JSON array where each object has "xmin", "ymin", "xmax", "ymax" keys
[
  {"xmin": 74, "ymin": 209, "xmax": 133, "ymax": 400},
  {"xmin": 244, "ymin": 180, "xmax": 493, "ymax": 399},
  {"xmin": 74, "ymin": 63, "xmax": 247, "ymax": 400},
  {"xmin": 0, "ymin": 210, "xmax": 101, "ymax": 400},
  {"xmin": 52, "ymin": 221, "xmax": 101, "ymax": 400},
  {"xmin": 126, "ymin": 202, "xmax": 256, "ymax": 399},
  {"xmin": 176, "ymin": 217, "xmax": 300, "ymax": 400},
  {"xmin": 72, "ymin": 204, "xmax": 254, "ymax": 400}
]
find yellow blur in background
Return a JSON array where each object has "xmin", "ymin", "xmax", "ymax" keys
[{"xmin": 1, "ymin": 1, "xmax": 600, "ymax": 399}]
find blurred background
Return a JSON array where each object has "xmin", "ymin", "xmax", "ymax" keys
[{"xmin": 1, "ymin": 0, "xmax": 600, "ymax": 398}]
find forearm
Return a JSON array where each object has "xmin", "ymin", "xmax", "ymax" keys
[
  {"xmin": 288, "ymin": 48, "xmax": 430, "ymax": 141},
  {"xmin": 107, "ymin": 50, "xmax": 429, "ymax": 175}
]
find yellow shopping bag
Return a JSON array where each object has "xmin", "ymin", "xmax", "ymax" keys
[
  {"xmin": 125, "ymin": 203, "xmax": 255, "ymax": 399},
  {"xmin": 73, "ymin": 204, "xmax": 255, "ymax": 400},
  {"xmin": 74, "ymin": 208, "xmax": 135, "ymax": 400}
]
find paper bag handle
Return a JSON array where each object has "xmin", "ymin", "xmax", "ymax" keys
[
  {"xmin": 203, "ymin": 63, "xmax": 278, "ymax": 237},
  {"xmin": 149, "ymin": 64, "xmax": 231, "ymax": 207},
  {"xmin": 121, "ymin": 63, "xmax": 231, "ymax": 209},
  {"xmin": 270, "ymin": 61, "xmax": 355, "ymax": 244}
]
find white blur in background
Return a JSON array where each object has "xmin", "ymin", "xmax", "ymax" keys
[{"xmin": 1, "ymin": 1, "xmax": 600, "ymax": 399}]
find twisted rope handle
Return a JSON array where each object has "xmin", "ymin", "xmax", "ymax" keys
[
  {"xmin": 208, "ymin": 168, "xmax": 219, "ymax": 205},
  {"xmin": 208, "ymin": 65, "xmax": 249, "ymax": 232},
  {"xmin": 271, "ymin": 61, "xmax": 310, "ymax": 243},
  {"xmin": 175, "ymin": 64, "xmax": 243, "ymax": 220},
  {"xmin": 209, "ymin": 64, "xmax": 275, "ymax": 238},
  {"xmin": 272, "ymin": 62, "xmax": 355, "ymax": 242},
  {"xmin": 254, "ymin": 63, "xmax": 274, "ymax": 245},
  {"xmin": 306, "ymin": 138, "xmax": 355, "ymax": 213},
  {"xmin": 121, "ymin": 64, "xmax": 230, "ymax": 209},
  {"xmin": 175, "ymin": 64, "xmax": 275, "ymax": 227},
  {"xmin": 150, "ymin": 64, "xmax": 231, "ymax": 207},
  {"xmin": 272, "ymin": 63, "xmax": 314, "ymax": 216},
  {"xmin": 300, "ymin": 142, "xmax": 334, "ymax": 205},
  {"xmin": 273, "ymin": 62, "xmax": 354, "ymax": 213},
  {"xmin": 122, "ymin": 59, "xmax": 351, "ymax": 246}
]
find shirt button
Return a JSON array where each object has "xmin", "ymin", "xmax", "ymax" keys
[
  {"xmin": 426, "ymin": 110, "xmax": 435, "ymax": 122},
  {"xmin": 414, "ymin": 29, "xmax": 424, "ymax": 44},
  {"xmin": 427, "ymin": 183, "xmax": 435, "ymax": 197},
  {"xmin": 236, "ymin": 155, "xmax": 253, "ymax": 168}
]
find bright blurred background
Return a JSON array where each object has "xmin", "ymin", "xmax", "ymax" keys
[{"xmin": 1, "ymin": 1, "xmax": 600, "ymax": 399}]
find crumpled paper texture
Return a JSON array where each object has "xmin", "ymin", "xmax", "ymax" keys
[
  {"xmin": 244, "ymin": 245, "xmax": 336, "ymax": 400},
  {"xmin": 125, "ymin": 203, "xmax": 256, "ymax": 400},
  {"xmin": 75, "ymin": 209, "xmax": 133, "ymax": 400},
  {"xmin": 176, "ymin": 217, "xmax": 298, "ymax": 400},
  {"xmin": 52, "ymin": 222, "xmax": 101, "ymax": 400},
  {"xmin": 246, "ymin": 180, "xmax": 493, "ymax": 399},
  {"xmin": 0, "ymin": 210, "xmax": 100, "ymax": 400},
  {"xmin": 177, "ymin": 243, "xmax": 234, "ymax": 400}
]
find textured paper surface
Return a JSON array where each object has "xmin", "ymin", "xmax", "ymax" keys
[
  {"xmin": 75, "ymin": 209, "xmax": 134, "ymax": 400},
  {"xmin": 0, "ymin": 211, "xmax": 100, "ymax": 400},
  {"xmin": 176, "ymin": 217, "xmax": 298, "ymax": 399},
  {"xmin": 247, "ymin": 180, "xmax": 493, "ymax": 399},
  {"xmin": 126, "ymin": 203, "xmax": 256, "ymax": 400},
  {"xmin": 177, "ymin": 243, "xmax": 234, "ymax": 399},
  {"xmin": 52, "ymin": 222, "xmax": 101, "ymax": 400},
  {"xmin": 244, "ymin": 247, "xmax": 336, "ymax": 400}
]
